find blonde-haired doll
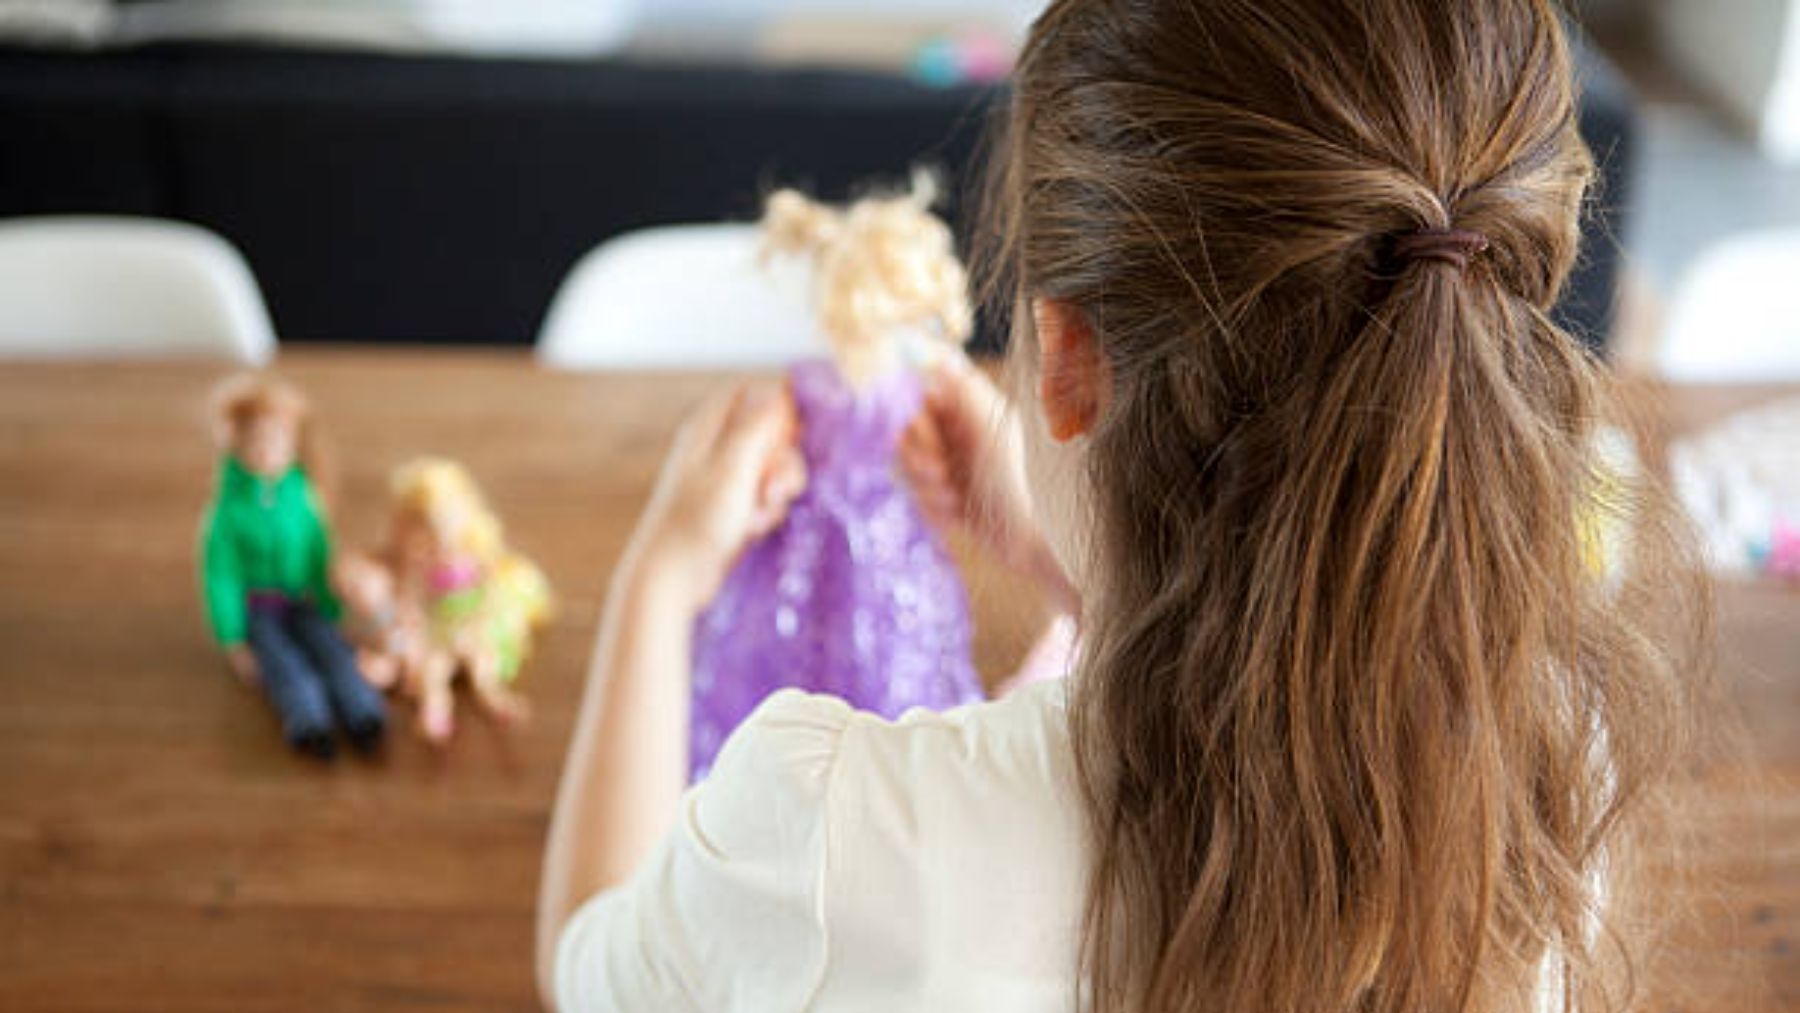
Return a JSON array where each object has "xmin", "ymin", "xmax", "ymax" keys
[
  {"xmin": 685, "ymin": 174, "xmax": 984, "ymax": 779},
  {"xmin": 386, "ymin": 457, "xmax": 552, "ymax": 743}
]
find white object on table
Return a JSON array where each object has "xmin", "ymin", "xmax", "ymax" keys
[
  {"xmin": 537, "ymin": 223, "xmax": 825, "ymax": 371},
  {"xmin": 114, "ymin": 1, "xmax": 640, "ymax": 56},
  {"xmin": 1669, "ymin": 396, "xmax": 1800, "ymax": 575},
  {"xmin": 1659, "ymin": 230, "xmax": 1800, "ymax": 381},
  {"xmin": 0, "ymin": 216, "xmax": 275, "ymax": 364}
]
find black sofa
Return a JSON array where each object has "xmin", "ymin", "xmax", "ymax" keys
[{"xmin": 0, "ymin": 40, "xmax": 1631, "ymax": 352}]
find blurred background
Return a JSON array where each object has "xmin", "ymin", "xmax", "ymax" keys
[
  {"xmin": 2, "ymin": 0, "xmax": 1800, "ymax": 548},
  {"xmin": 0, "ymin": 1, "xmax": 1795, "ymax": 559},
  {"xmin": 0, "ymin": 0, "xmax": 1790, "ymax": 373},
  {"xmin": 0, "ymin": 0, "xmax": 1035, "ymax": 352},
  {"xmin": 0, "ymin": 0, "xmax": 1793, "ymax": 379}
]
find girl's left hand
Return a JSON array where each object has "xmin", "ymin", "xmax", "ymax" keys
[{"xmin": 626, "ymin": 380, "xmax": 807, "ymax": 609}]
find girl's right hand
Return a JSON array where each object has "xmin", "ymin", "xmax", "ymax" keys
[
  {"xmin": 626, "ymin": 380, "xmax": 807, "ymax": 611},
  {"xmin": 900, "ymin": 356, "xmax": 1079, "ymax": 616}
]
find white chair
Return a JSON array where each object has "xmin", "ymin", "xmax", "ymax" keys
[
  {"xmin": 1659, "ymin": 230, "xmax": 1800, "ymax": 381},
  {"xmin": 536, "ymin": 223, "xmax": 825, "ymax": 371},
  {"xmin": 0, "ymin": 216, "xmax": 275, "ymax": 363}
]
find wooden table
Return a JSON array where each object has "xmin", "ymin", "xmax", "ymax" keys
[{"xmin": 0, "ymin": 349, "xmax": 1793, "ymax": 1012}]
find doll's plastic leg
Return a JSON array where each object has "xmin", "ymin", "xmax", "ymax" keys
[
  {"xmin": 358, "ymin": 649, "xmax": 400, "ymax": 690},
  {"xmin": 396, "ymin": 646, "xmax": 427, "ymax": 700},
  {"xmin": 417, "ymin": 653, "xmax": 457, "ymax": 744},
  {"xmin": 468, "ymin": 650, "xmax": 530, "ymax": 726},
  {"xmin": 245, "ymin": 611, "xmax": 335, "ymax": 759},
  {"xmin": 291, "ymin": 606, "xmax": 387, "ymax": 753}
]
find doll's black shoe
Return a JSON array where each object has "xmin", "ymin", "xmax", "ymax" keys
[
  {"xmin": 291, "ymin": 729, "xmax": 337, "ymax": 761},
  {"xmin": 346, "ymin": 716, "xmax": 386, "ymax": 755}
]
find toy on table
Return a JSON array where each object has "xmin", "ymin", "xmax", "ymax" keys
[
  {"xmin": 198, "ymin": 375, "xmax": 387, "ymax": 760},
  {"xmin": 331, "ymin": 549, "xmax": 426, "ymax": 693},
  {"xmin": 385, "ymin": 457, "xmax": 552, "ymax": 744},
  {"xmin": 1670, "ymin": 395, "xmax": 1800, "ymax": 581},
  {"xmin": 688, "ymin": 174, "xmax": 984, "ymax": 780}
]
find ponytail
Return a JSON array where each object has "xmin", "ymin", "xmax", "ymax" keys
[{"xmin": 993, "ymin": 2, "xmax": 1710, "ymax": 1012}]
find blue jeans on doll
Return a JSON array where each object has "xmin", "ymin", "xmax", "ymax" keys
[{"xmin": 245, "ymin": 600, "xmax": 386, "ymax": 748}]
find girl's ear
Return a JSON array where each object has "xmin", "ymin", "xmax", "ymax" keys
[{"xmin": 1032, "ymin": 297, "xmax": 1108, "ymax": 443}]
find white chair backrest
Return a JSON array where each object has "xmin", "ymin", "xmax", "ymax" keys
[
  {"xmin": 1660, "ymin": 230, "xmax": 1800, "ymax": 381},
  {"xmin": 0, "ymin": 216, "xmax": 275, "ymax": 364},
  {"xmin": 537, "ymin": 223, "xmax": 825, "ymax": 370}
]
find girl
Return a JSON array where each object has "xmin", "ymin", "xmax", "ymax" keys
[{"xmin": 538, "ymin": 2, "xmax": 1707, "ymax": 1012}]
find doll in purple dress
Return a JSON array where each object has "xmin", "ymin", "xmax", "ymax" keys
[{"xmin": 689, "ymin": 176, "xmax": 984, "ymax": 778}]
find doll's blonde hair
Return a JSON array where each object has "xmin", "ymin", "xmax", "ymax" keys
[
  {"xmin": 490, "ymin": 552, "xmax": 555, "ymax": 629},
  {"xmin": 389, "ymin": 457, "xmax": 505, "ymax": 565},
  {"xmin": 760, "ymin": 171, "xmax": 973, "ymax": 384}
]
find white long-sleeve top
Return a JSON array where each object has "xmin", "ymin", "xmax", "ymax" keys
[{"xmin": 555, "ymin": 679, "xmax": 1085, "ymax": 1012}]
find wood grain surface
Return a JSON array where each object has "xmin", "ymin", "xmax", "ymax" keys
[{"xmin": 0, "ymin": 349, "xmax": 1792, "ymax": 1011}]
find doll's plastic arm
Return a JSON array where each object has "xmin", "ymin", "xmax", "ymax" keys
[
  {"xmin": 312, "ymin": 585, "xmax": 344, "ymax": 621},
  {"xmin": 200, "ymin": 512, "xmax": 248, "ymax": 646},
  {"xmin": 358, "ymin": 649, "xmax": 401, "ymax": 690},
  {"xmin": 306, "ymin": 522, "xmax": 344, "ymax": 620}
]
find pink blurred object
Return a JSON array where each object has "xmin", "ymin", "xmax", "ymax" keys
[
  {"xmin": 911, "ymin": 30, "xmax": 1014, "ymax": 87},
  {"xmin": 957, "ymin": 31, "xmax": 1012, "ymax": 82},
  {"xmin": 993, "ymin": 614, "xmax": 1080, "ymax": 698},
  {"xmin": 1768, "ymin": 520, "xmax": 1800, "ymax": 579}
]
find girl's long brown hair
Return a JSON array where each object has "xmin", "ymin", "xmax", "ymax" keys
[{"xmin": 982, "ymin": 2, "xmax": 1709, "ymax": 1012}]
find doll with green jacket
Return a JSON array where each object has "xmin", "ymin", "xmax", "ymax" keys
[{"xmin": 198, "ymin": 375, "xmax": 386, "ymax": 760}]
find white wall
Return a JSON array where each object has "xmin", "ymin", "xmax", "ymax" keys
[
  {"xmin": 1762, "ymin": 2, "xmax": 1800, "ymax": 158},
  {"xmin": 1653, "ymin": 0, "xmax": 1800, "ymax": 161},
  {"xmin": 116, "ymin": 1, "xmax": 643, "ymax": 55}
]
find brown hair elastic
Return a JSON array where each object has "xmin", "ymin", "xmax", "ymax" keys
[{"xmin": 1391, "ymin": 228, "xmax": 1490, "ymax": 272}]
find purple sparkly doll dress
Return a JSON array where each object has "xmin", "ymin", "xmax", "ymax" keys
[{"xmin": 688, "ymin": 358, "xmax": 982, "ymax": 779}]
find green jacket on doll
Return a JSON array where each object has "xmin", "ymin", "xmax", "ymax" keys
[{"xmin": 199, "ymin": 455, "xmax": 340, "ymax": 647}]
